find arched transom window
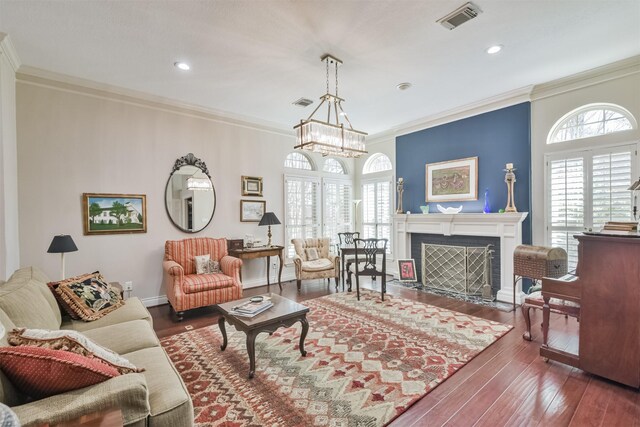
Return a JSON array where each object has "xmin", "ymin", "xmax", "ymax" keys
[
  {"xmin": 284, "ymin": 152, "xmax": 313, "ymax": 170},
  {"xmin": 323, "ymin": 158, "xmax": 346, "ymax": 174},
  {"xmin": 548, "ymin": 103, "xmax": 635, "ymax": 144},
  {"xmin": 363, "ymin": 153, "xmax": 392, "ymax": 174}
]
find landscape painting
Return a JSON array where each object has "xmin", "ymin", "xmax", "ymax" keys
[
  {"xmin": 426, "ymin": 157, "xmax": 478, "ymax": 202},
  {"xmin": 83, "ymin": 193, "xmax": 147, "ymax": 235}
]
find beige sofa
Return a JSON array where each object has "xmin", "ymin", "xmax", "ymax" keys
[{"xmin": 0, "ymin": 267, "xmax": 193, "ymax": 426}]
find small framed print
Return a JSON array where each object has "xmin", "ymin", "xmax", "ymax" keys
[
  {"xmin": 242, "ymin": 176, "xmax": 263, "ymax": 197},
  {"xmin": 240, "ymin": 200, "xmax": 266, "ymax": 222},
  {"xmin": 397, "ymin": 259, "xmax": 417, "ymax": 282}
]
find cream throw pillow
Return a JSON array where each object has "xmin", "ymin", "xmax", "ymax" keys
[
  {"xmin": 305, "ymin": 248, "xmax": 319, "ymax": 261},
  {"xmin": 195, "ymin": 255, "xmax": 211, "ymax": 274},
  {"xmin": 8, "ymin": 328, "xmax": 142, "ymax": 375}
]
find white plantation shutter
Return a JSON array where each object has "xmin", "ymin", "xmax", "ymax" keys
[
  {"xmin": 549, "ymin": 157, "xmax": 584, "ymax": 269},
  {"xmin": 323, "ymin": 179, "xmax": 352, "ymax": 247},
  {"xmin": 547, "ymin": 144, "xmax": 636, "ymax": 270},
  {"xmin": 362, "ymin": 179, "xmax": 392, "ymax": 254},
  {"xmin": 592, "ymin": 150, "xmax": 633, "ymax": 228},
  {"xmin": 285, "ymin": 176, "xmax": 321, "ymax": 259}
]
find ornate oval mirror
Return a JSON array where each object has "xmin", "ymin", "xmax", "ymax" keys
[{"xmin": 165, "ymin": 153, "xmax": 216, "ymax": 233}]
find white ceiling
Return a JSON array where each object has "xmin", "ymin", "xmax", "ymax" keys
[{"xmin": 1, "ymin": 1, "xmax": 639, "ymax": 135}]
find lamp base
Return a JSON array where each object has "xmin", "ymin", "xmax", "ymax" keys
[{"xmin": 267, "ymin": 225, "xmax": 272, "ymax": 247}]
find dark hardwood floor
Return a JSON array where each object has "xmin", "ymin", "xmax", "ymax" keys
[{"xmin": 148, "ymin": 278, "xmax": 640, "ymax": 427}]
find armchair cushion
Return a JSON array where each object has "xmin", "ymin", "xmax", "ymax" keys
[
  {"xmin": 302, "ymin": 259, "xmax": 334, "ymax": 272},
  {"xmin": 182, "ymin": 274, "xmax": 235, "ymax": 294}
]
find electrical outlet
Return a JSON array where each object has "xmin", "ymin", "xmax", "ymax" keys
[
  {"xmin": 271, "ymin": 262, "xmax": 277, "ymax": 270},
  {"xmin": 123, "ymin": 281, "xmax": 133, "ymax": 291}
]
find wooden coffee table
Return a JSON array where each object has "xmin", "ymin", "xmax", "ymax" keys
[{"xmin": 216, "ymin": 294, "xmax": 309, "ymax": 378}]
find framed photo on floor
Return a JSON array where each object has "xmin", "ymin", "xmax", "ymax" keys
[
  {"xmin": 397, "ymin": 259, "xmax": 417, "ymax": 282},
  {"xmin": 426, "ymin": 156, "xmax": 478, "ymax": 202},
  {"xmin": 82, "ymin": 193, "xmax": 147, "ymax": 235},
  {"xmin": 240, "ymin": 200, "xmax": 266, "ymax": 222}
]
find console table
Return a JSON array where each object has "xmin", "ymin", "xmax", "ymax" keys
[{"xmin": 229, "ymin": 245, "xmax": 284, "ymax": 291}]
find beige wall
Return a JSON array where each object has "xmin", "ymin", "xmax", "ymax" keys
[
  {"xmin": 0, "ymin": 34, "xmax": 19, "ymax": 280},
  {"xmin": 16, "ymin": 78, "xmax": 306, "ymax": 304}
]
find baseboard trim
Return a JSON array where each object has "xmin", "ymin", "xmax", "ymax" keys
[{"xmin": 140, "ymin": 295, "xmax": 168, "ymax": 308}]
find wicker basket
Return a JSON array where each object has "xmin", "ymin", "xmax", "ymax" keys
[{"xmin": 513, "ymin": 245, "xmax": 568, "ymax": 280}]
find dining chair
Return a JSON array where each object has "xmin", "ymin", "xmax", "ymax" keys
[{"xmin": 348, "ymin": 238, "xmax": 388, "ymax": 301}]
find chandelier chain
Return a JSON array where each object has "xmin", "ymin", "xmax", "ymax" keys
[
  {"xmin": 325, "ymin": 57, "xmax": 329, "ymax": 94},
  {"xmin": 335, "ymin": 60, "xmax": 339, "ymax": 98}
]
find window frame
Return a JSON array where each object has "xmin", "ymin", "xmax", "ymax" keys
[
  {"xmin": 363, "ymin": 153, "xmax": 392, "ymax": 175},
  {"xmin": 361, "ymin": 173, "xmax": 394, "ymax": 258},
  {"xmin": 547, "ymin": 103, "xmax": 636, "ymax": 145},
  {"xmin": 544, "ymin": 141, "xmax": 638, "ymax": 269}
]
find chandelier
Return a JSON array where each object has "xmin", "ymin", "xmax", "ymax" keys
[{"xmin": 294, "ymin": 54, "xmax": 367, "ymax": 158}]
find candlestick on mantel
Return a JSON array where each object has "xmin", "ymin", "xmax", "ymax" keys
[
  {"xmin": 396, "ymin": 178, "xmax": 405, "ymax": 214},
  {"xmin": 504, "ymin": 165, "xmax": 517, "ymax": 213}
]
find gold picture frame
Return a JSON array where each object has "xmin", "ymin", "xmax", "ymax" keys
[
  {"xmin": 240, "ymin": 200, "xmax": 266, "ymax": 222},
  {"xmin": 425, "ymin": 157, "xmax": 478, "ymax": 202},
  {"xmin": 242, "ymin": 176, "xmax": 263, "ymax": 197},
  {"xmin": 82, "ymin": 193, "xmax": 147, "ymax": 235}
]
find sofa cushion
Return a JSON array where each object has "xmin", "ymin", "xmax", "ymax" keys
[
  {"xmin": 182, "ymin": 273, "xmax": 234, "ymax": 294},
  {"xmin": 5, "ymin": 267, "xmax": 61, "ymax": 327},
  {"xmin": 56, "ymin": 276, "xmax": 123, "ymax": 322},
  {"xmin": 0, "ymin": 346, "xmax": 119, "ymax": 399},
  {"xmin": 0, "ymin": 309, "xmax": 22, "ymax": 407},
  {"xmin": 302, "ymin": 259, "xmax": 334, "ymax": 272},
  {"xmin": 8, "ymin": 328, "xmax": 142, "ymax": 375},
  {"xmin": 0, "ymin": 278, "xmax": 61, "ymax": 330},
  {"xmin": 123, "ymin": 347, "xmax": 193, "ymax": 425},
  {"xmin": 61, "ymin": 297, "xmax": 151, "ymax": 332},
  {"xmin": 81, "ymin": 319, "xmax": 160, "ymax": 355}
]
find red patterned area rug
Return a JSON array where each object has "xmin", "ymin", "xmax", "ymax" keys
[{"xmin": 160, "ymin": 289, "xmax": 513, "ymax": 426}]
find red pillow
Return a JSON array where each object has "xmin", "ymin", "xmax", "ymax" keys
[{"xmin": 0, "ymin": 346, "xmax": 120, "ymax": 399}]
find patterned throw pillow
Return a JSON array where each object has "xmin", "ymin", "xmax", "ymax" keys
[
  {"xmin": 0, "ymin": 346, "xmax": 119, "ymax": 399},
  {"xmin": 48, "ymin": 271, "xmax": 102, "ymax": 320},
  {"xmin": 305, "ymin": 248, "xmax": 319, "ymax": 261},
  {"xmin": 194, "ymin": 255, "xmax": 211, "ymax": 274},
  {"xmin": 8, "ymin": 328, "xmax": 142, "ymax": 375},
  {"xmin": 55, "ymin": 276, "xmax": 123, "ymax": 322},
  {"xmin": 203, "ymin": 259, "xmax": 220, "ymax": 274}
]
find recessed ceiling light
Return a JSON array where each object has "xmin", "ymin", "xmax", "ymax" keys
[
  {"xmin": 174, "ymin": 62, "xmax": 190, "ymax": 71},
  {"xmin": 396, "ymin": 82, "xmax": 412, "ymax": 91},
  {"xmin": 486, "ymin": 45, "xmax": 503, "ymax": 55}
]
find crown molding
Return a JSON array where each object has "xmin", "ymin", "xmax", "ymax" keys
[
  {"xmin": 16, "ymin": 66, "xmax": 295, "ymax": 138},
  {"xmin": 0, "ymin": 33, "xmax": 22, "ymax": 72},
  {"xmin": 531, "ymin": 55, "xmax": 640, "ymax": 101},
  {"xmin": 368, "ymin": 85, "xmax": 534, "ymax": 141}
]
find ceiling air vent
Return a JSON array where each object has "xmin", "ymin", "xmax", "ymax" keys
[
  {"xmin": 437, "ymin": 2, "xmax": 482, "ymax": 30},
  {"xmin": 292, "ymin": 97, "xmax": 313, "ymax": 107}
]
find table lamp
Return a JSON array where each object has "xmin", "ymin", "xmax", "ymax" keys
[
  {"xmin": 47, "ymin": 234, "xmax": 78, "ymax": 279},
  {"xmin": 259, "ymin": 212, "xmax": 281, "ymax": 247}
]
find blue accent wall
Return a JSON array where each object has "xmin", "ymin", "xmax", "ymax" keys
[{"xmin": 396, "ymin": 102, "xmax": 532, "ymax": 244}]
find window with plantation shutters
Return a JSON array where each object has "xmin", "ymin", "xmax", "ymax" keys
[
  {"xmin": 546, "ymin": 144, "xmax": 636, "ymax": 270},
  {"xmin": 362, "ymin": 179, "xmax": 392, "ymax": 254},
  {"xmin": 323, "ymin": 179, "xmax": 353, "ymax": 247},
  {"xmin": 284, "ymin": 176, "xmax": 321, "ymax": 259}
]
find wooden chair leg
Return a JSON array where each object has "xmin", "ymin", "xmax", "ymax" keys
[
  {"xmin": 542, "ymin": 296, "xmax": 551, "ymax": 347},
  {"xmin": 355, "ymin": 274, "xmax": 360, "ymax": 301},
  {"xmin": 296, "ymin": 279, "xmax": 301, "ymax": 291},
  {"xmin": 334, "ymin": 276, "xmax": 339, "ymax": 289},
  {"xmin": 381, "ymin": 275, "xmax": 386, "ymax": 301},
  {"xmin": 521, "ymin": 303, "xmax": 533, "ymax": 341}
]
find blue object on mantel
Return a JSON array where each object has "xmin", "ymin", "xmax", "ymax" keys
[{"xmin": 483, "ymin": 188, "xmax": 491, "ymax": 213}]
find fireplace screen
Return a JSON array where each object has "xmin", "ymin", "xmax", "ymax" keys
[{"xmin": 421, "ymin": 243, "xmax": 493, "ymax": 297}]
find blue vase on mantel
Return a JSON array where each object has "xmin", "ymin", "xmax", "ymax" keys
[{"xmin": 483, "ymin": 188, "xmax": 491, "ymax": 213}]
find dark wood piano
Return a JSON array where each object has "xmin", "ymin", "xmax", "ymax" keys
[{"xmin": 541, "ymin": 233, "xmax": 640, "ymax": 388}]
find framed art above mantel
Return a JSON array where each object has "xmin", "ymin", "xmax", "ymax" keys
[{"xmin": 425, "ymin": 157, "xmax": 478, "ymax": 202}]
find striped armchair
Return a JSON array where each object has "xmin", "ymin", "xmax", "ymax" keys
[{"xmin": 163, "ymin": 237, "xmax": 243, "ymax": 321}]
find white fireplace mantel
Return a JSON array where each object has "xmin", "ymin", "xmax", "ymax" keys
[{"xmin": 393, "ymin": 212, "xmax": 529, "ymax": 304}]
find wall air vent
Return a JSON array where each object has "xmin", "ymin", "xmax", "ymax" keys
[
  {"xmin": 292, "ymin": 98, "xmax": 314, "ymax": 107},
  {"xmin": 437, "ymin": 2, "xmax": 482, "ymax": 30}
]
